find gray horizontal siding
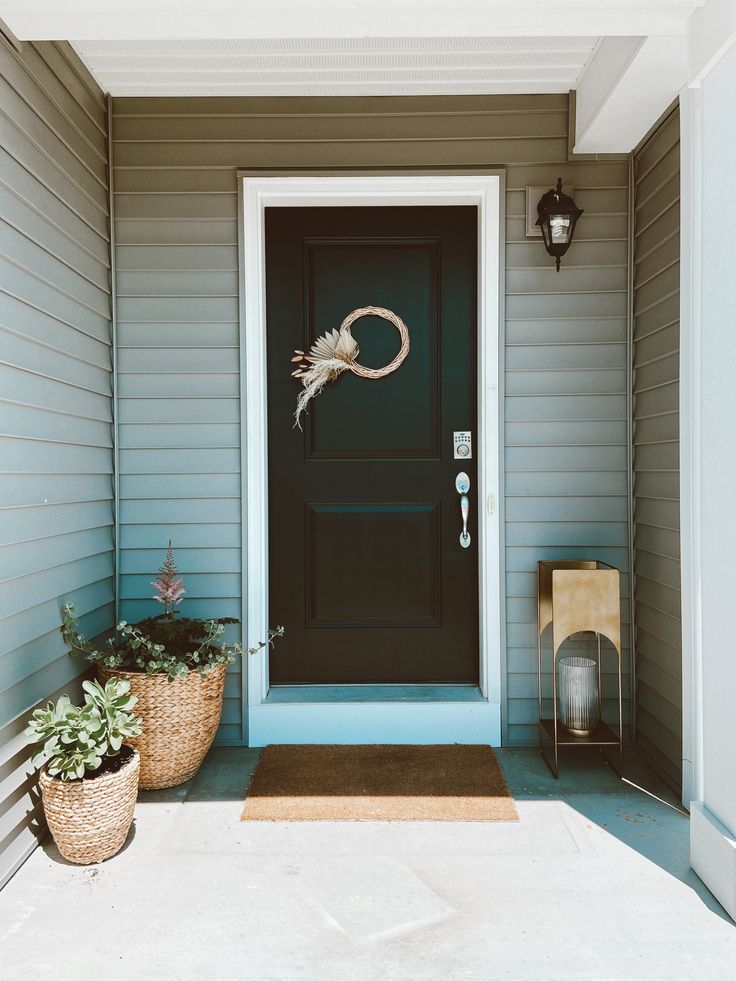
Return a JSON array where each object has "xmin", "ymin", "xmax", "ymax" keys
[
  {"xmin": 0, "ymin": 40, "xmax": 112, "ymax": 887},
  {"xmin": 632, "ymin": 105, "xmax": 682, "ymax": 791},
  {"xmin": 501, "ymin": 123, "xmax": 630, "ymax": 741},
  {"xmin": 112, "ymin": 92, "xmax": 630, "ymax": 746}
]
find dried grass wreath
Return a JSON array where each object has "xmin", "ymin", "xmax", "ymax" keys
[{"xmin": 291, "ymin": 305, "xmax": 410, "ymax": 428}]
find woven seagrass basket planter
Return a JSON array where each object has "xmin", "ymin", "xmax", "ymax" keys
[
  {"xmin": 39, "ymin": 748, "xmax": 139, "ymax": 865},
  {"xmin": 98, "ymin": 663, "xmax": 226, "ymax": 790}
]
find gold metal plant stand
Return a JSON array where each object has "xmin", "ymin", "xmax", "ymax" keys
[{"xmin": 537, "ymin": 560, "xmax": 624, "ymax": 778}]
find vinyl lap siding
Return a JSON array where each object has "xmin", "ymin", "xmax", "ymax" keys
[
  {"xmin": 632, "ymin": 106, "xmax": 682, "ymax": 790},
  {"xmin": 112, "ymin": 104, "xmax": 242, "ymax": 744},
  {"xmin": 506, "ymin": 160, "xmax": 630, "ymax": 743},
  {"xmin": 111, "ymin": 94, "xmax": 630, "ymax": 745},
  {"xmin": 0, "ymin": 41, "xmax": 113, "ymax": 885}
]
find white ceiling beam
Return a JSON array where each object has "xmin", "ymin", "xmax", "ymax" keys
[
  {"xmin": 573, "ymin": 35, "xmax": 688, "ymax": 152},
  {"xmin": 2, "ymin": 1, "xmax": 702, "ymax": 41},
  {"xmin": 573, "ymin": 0, "xmax": 736, "ymax": 151}
]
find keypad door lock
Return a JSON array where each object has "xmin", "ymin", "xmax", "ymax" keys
[{"xmin": 453, "ymin": 431, "xmax": 472, "ymax": 460}]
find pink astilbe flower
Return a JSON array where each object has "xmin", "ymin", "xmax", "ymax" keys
[{"xmin": 151, "ymin": 541, "xmax": 185, "ymax": 619}]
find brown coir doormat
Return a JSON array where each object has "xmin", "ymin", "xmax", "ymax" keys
[{"xmin": 241, "ymin": 744, "xmax": 518, "ymax": 822}]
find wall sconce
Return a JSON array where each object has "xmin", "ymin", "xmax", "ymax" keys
[{"xmin": 536, "ymin": 178, "xmax": 583, "ymax": 272}]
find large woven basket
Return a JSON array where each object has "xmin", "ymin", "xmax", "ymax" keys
[
  {"xmin": 40, "ymin": 749, "xmax": 139, "ymax": 865},
  {"xmin": 98, "ymin": 663, "xmax": 226, "ymax": 790}
]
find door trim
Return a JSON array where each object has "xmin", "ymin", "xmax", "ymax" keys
[{"xmin": 239, "ymin": 175, "xmax": 504, "ymax": 746}]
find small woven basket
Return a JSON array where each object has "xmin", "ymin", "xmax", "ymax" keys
[
  {"xmin": 98, "ymin": 663, "xmax": 226, "ymax": 790},
  {"xmin": 40, "ymin": 749, "xmax": 139, "ymax": 865}
]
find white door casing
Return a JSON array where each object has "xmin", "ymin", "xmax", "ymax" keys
[{"xmin": 239, "ymin": 175, "xmax": 504, "ymax": 746}]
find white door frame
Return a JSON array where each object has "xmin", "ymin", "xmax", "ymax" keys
[{"xmin": 239, "ymin": 174, "xmax": 503, "ymax": 746}]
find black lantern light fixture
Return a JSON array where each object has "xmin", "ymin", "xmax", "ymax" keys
[{"xmin": 536, "ymin": 178, "xmax": 583, "ymax": 272}]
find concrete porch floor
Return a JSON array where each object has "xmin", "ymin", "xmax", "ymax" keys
[{"xmin": 1, "ymin": 747, "xmax": 735, "ymax": 980}]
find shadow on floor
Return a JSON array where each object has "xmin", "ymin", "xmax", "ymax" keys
[
  {"xmin": 500, "ymin": 745, "xmax": 729, "ymax": 921},
  {"xmin": 144, "ymin": 742, "xmax": 730, "ymax": 924}
]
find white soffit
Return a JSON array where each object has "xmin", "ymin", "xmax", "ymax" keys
[
  {"xmin": 3, "ymin": 1, "xmax": 704, "ymax": 41},
  {"xmin": 70, "ymin": 36, "xmax": 601, "ymax": 97}
]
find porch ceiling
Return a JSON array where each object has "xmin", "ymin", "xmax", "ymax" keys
[
  {"xmin": 69, "ymin": 36, "xmax": 601, "ymax": 97},
  {"xmin": 3, "ymin": 0, "xmax": 721, "ymax": 153},
  {"xmin": 2, "ymin": 0, "xmax": 705, "ymax": 99},
  {"xmin": 1, "ymin": 1, "xmax": 704, "ymax": 41}
]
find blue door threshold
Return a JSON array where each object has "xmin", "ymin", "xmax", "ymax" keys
[{"xmin": 265, "ymin": 684, "xmax": 485, "ymax": 703}]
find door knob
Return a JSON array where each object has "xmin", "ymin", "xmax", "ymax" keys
[{"xmin": 455, "ymin": 472, "xmax": 471, "ymax": 549}]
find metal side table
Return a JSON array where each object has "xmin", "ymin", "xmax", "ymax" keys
[{"xmin": 537, "ymin": 560, "xmax": 624, "ymax": 778}]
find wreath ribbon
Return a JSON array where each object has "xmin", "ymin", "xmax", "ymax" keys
[{"xmin": 291, "ymin": 306, "xmax": 410, "ymax": 428}]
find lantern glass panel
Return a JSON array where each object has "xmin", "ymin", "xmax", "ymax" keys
[{"xmin": 550, "ymin": 214, "xmax": 572, "ymax": 244}]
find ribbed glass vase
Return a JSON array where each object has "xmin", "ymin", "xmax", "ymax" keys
[{"xmin": 558, "ymin": 656, "xmax": 600, "ymax": 736}]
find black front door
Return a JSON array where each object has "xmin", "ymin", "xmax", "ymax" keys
[{"xmin": 266, "ymin": 205, "xmax": 478, "ymax": 684}]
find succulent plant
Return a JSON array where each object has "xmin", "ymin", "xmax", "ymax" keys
[{"xmin": 25, "ymin": 678, "xmax": 142, "ymax": 781}]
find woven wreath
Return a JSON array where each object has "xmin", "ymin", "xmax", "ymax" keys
[{"xmin": 291, "ymin": 305, "xmax": 410, "ymax": 428}]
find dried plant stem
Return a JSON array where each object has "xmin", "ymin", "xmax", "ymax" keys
[
  {"xmin": 292, "ymin": 306, "xmax": 410, "ymax": 427},
  {"xmin": 294, "ymin": 358, "xmax": 349, "ymax": 429}
]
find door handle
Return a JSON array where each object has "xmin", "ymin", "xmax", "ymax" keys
[{"xmin": 455, "ymin": 472, "xmax": 471, "ymax": 549}]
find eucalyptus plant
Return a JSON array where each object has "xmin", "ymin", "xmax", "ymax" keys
[
  {"xmin": 25, "ymin": 679, "xmax": 142, "ymax": 781},
  {"xmin": 62, "ymin": 606, "xmax": 283, "ymax": 682},
  {"xmin": 61, "ymin": 543, "xmax": 284, "ymax": 682}
]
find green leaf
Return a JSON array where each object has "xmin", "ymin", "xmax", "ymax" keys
[{"xmin": 25, "ymin": 671, "xmax": 142, "ymax": 777}]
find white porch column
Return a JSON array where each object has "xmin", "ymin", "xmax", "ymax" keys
[{"xmin": 681, "ymin": 40, "xmax": 736, "ymax": 921}]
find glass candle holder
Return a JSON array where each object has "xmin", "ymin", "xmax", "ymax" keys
[{"xmin": 558, "ymin": 656, "xmax": 600, "ymax": 736}]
